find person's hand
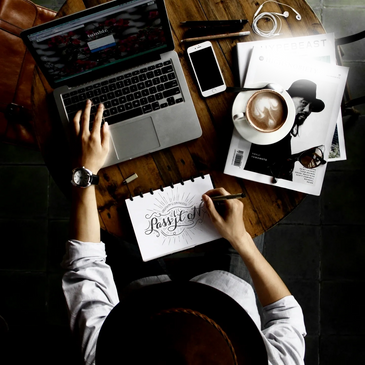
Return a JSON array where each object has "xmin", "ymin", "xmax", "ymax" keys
[
  {"xmin": 71, "ymin": 100, "xmax": 110, "ymax": 174},
  {"xmin": 202, "ymin": 187, "xmax": 251, "ymax": 252}
]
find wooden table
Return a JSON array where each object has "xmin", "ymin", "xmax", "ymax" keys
[{"xmin": 32, "ymin": 0, "xmax": 324, "ymax": 240}]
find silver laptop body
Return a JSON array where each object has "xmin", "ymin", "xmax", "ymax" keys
[{"xmin": 21, "ymin": 0, "xmax": 201, "ymax": 167}]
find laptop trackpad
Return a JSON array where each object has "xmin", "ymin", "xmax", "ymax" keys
[{"xmin": 111, "ymin": 117, "xmax": 160, "ymax": 160}]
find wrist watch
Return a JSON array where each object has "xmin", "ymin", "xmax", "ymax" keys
[{"xmin": 71, "ymin": 166, "xmax": 99, "ymax": 188}]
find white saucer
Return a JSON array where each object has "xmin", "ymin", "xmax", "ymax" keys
[{"xmin": 232, "ymin": 82, "xmax": 295, "ymax": 145}]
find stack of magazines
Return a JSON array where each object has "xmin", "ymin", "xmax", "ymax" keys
[{"xmin": 224, "ymin": 33, "xmax": 349, "ymax": 195}]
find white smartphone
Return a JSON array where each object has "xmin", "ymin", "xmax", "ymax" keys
[{"xmin": 187, "ymin": 41, "xmax": 226, "ymax": 97}]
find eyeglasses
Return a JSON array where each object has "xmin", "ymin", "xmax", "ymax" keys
[
  {"xmin": 270, "ymin": 146, "xmax": 326, "ymax": 183},
  {"xmin": 297, "ymin": 145, "xmax": 327, "ymax": 168}
]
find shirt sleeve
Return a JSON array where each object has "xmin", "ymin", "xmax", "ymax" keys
[
  {"xmin": 61, "ymin": 240, "xmax": 119, "ymax": 365},
  {"xmin": 261, "ymin": 295, "xmax": 307, "ymax": 365},
  {"xmin": 192, "ymin": 271, "xmax": 306, "ymax": 365}
]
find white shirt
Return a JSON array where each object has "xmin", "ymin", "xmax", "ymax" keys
[{"xmin": 62, "ymin": 240, "xmax": 306, "ymax": 365}]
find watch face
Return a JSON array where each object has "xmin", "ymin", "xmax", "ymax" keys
[{"xmin": 73, "ymin": 168, "xmax": 90, "ymax": 187}]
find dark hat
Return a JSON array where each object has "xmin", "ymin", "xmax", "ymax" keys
[
  {"xmin": 287, "ymin": 79, "xmax": 325, "ymax": 112},
  {"xmin": 96, "ymin": 281, "xmax": 267, "ymax": 365}
]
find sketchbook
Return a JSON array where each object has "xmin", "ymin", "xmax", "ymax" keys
[{"xmin": 125, "ymin": 175, "xmax": 221, "ymax": 261}]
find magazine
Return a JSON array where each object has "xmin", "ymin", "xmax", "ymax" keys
[
  {"xmin": 235, "ymin": 33, "xmax": 337, "ymax": 85},
  {"xmin": 233, "ymin": 33, "xmax": 346, "ymax": 161},
  {"xmin": 224, "ymin": 47, "xmax": 349, "ymax": 195}
]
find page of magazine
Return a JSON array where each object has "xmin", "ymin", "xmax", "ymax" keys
[
  {"xmin": 235, "ymin": 33, "xmax": 336, "ymax": 85},
  {"xmin": 225, "ymin": 48, "xmax": 348, "ymax": 196},
  {"xmin": 234, "ymin": 33, "xmax": 346, "ymax": 161}
]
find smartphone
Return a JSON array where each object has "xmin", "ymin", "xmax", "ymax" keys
[{"xmin": 187, "ymin": 41, "xmax": 226, "ymax": 97}]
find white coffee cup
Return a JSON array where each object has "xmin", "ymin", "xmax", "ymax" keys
[{"xmin": 233, "ymin": 89, "xmax": 288, "ymax": 133}]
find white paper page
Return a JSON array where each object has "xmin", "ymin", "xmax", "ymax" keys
[
  {"xmin": 235, "ymin": 33, "xmax": 336, "ymax": 85},
  {"xmin": 224, "ymin": 129, "xmax": 324, "ymax": 195},
  {"xmin": 126, "ymin": 175, "xmax": 221, "ymax": 261}
]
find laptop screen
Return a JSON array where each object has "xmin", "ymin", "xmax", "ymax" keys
[{"xmin": 22, "ymin": 0, "xmax": 172, "ymax": 87}]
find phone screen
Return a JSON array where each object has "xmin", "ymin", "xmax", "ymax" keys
[{"xmin": 189, "ymin": 46, "xmax": 225, "ymax": 92}]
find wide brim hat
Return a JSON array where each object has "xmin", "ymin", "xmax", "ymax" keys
[
  {"xmin": 96, "ymin": 281, "xmax": 267, "ymax": 365},
  {"xmin": 287, "ymin": 79, "xmax": 325, "ymax": 113}
]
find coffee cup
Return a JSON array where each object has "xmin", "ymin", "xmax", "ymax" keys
[{"xmin": 233, "ymin": 89, "xmax": 288, "ymax": 133}]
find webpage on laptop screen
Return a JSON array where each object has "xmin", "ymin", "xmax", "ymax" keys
[{"xmin": 26, "ymin": 0, "xmax": 167, "ymax": 84}]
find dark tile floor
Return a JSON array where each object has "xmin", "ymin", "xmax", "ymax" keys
[{"xmin": 1, "ymin": 0, "xmax": 365, "ymax": 364}]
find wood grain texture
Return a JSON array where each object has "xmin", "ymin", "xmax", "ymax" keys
[{"xmin": 32, "ymin": 0, "xmax": 323, "ymax": 238}]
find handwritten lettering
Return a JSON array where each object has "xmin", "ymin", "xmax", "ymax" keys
[{"xmin": 145, "ymin": 203, "xmax": 205, "ymax": 237}]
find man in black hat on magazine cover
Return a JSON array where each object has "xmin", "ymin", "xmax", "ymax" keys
[
  {"xmin": 62, "ymin": 100, "xmax": 306, "ymax": 365},
  {"xmin": 244, "ymin": 79, "xmax": 325, "ymax": 181}
]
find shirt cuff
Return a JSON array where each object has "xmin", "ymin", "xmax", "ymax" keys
[{"xmin": 61, "ymin": 239, "xmax": 107, "ymax": 270}]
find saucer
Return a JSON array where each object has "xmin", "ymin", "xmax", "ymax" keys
[{"xmin": 232, "ymin": 82, "xmax": 295, "ymax": 145}]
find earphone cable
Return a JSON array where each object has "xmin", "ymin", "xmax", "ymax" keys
[
  {"xmin": 252, "ymin": 11, "xmax": 283, "ymax": 38},
  {"xmin": 252, "ymin": 0, "xmax": 301, "ymax": 38}
]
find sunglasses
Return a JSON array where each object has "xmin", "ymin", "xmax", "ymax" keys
[{"xmin": 270, "ymin": 146, "xmax": 327, "ymax": 183}]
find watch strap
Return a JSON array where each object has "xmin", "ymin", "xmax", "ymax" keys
[{"xmin": 90, "ymin": 174, "xmax": 99, "ymax": 185}]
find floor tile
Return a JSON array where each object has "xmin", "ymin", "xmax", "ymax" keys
[
  {"xmin": 304, "ymin": 0, "xmax": 321, "ymax": 6},
  {"xmin": 49, "ymin": 175, "xmax": 71, "ymax": 219},
  {"xmin": 0, "ymin": 219, "xmax": 48, "ymax": 271},
  {"xmin": 264, "ymin": 225, "xmax": 321, "ymax": 280},
  {"xmin": 321, "ymin": 170, "xmax": 365, "ymax": 225},
  {"xmin": 324, "ymin": 0, "xmax": 365, "ymax": 7},
  {"xmin": 340, "ymin": 64, "xmax": 365, "ymax": 115},
  {"xmin": 322, "ymin": 225, "xmax": 365, "ymax": 281},
  {"xmin": 320, "ymin": 335, "xmax": 365, "ymax": 365},
  {"xmin": 305, "ymin": 335, "xmax": 319, "ymax": 365},
  {"xmin": 48, "ymin": 220, "xmax": 70, "ymax": 272},
  {"xmin": 42, "ymin": 325, "xmax": 83, "ymax": 365},
  {"xmin": 33, "ymin": 0, "xmax": 64, "ymax": 11},
  {"xmin": 327, "ymin": 115, "xmax": 365, "ymax": 171},
  {"xmin": 285, "ymin": 279, "xmax": 320, "ymax": 336},
  {"xmin": 0, "ymin": 143, "xmax": 45, "ymax": 165},
  {"xmin": 323, "ymin": 7, "xmax": 365, "ymax": 42},
  {"xmin": 0, "ymin": 271, "xmax": 47, "ymax": 327},
  {"xmin": 2, "ymin": 325, "xmax": 82, "ymax": 365},
  {"xmin": 0, "ymin": 166, "xmax": 49, "ymax": 219},
  {"xmin": 279, "ymin": 195, "xmax": 321, "ymax": 225},
  {"xmin": 321, "ymin": 281, "xmax": 364, "ymax": 335}
]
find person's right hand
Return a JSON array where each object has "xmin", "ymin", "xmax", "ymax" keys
[
  {"xmin": 202, "ymin": 187, "xmax": 252, "ymax": 252},
  {"xmin": 70, "ymin": 100, "xmax": 110, "ymax": 174}
]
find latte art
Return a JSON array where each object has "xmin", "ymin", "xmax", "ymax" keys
[{"xmin": 246, "ymin": 90, "xmax": 288, "ymax": 133}]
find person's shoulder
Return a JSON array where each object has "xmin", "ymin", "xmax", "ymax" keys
[{"xmin": 262, "ymin": 295, "xmax": 306, "ymax": 337}]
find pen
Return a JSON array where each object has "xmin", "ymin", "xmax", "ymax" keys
[
  {"xmin": 181, "ymin": 31, "xmax": 250, "ymax": 43},
  {"xmin": 211, "ymin": 193, "xmax": 246, "ymax": 201},
  {"xmin": 181, "ymin": 20, "xmax": 248, "ymax": 27},
  {"xmin": 183, "ymin": 25, "xmax": 245, "ymax": 38}
]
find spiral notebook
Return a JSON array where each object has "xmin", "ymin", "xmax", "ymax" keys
[{"xmin": 126, "ymin": 174, "xmax": 221, "ymax": 262}]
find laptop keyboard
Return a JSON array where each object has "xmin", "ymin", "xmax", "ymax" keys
[{"xmin": 61, "ymin": 60, "xmax": 183, "ymax": 127}]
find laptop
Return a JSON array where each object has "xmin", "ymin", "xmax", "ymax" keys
[{"xmin": 21, "ymin": 0, "xmax": 202, "ymax": 167}]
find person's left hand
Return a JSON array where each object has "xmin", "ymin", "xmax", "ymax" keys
[{"xmin": 70, "ymin": 100, "xmax": 110, "ymax": 174}]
